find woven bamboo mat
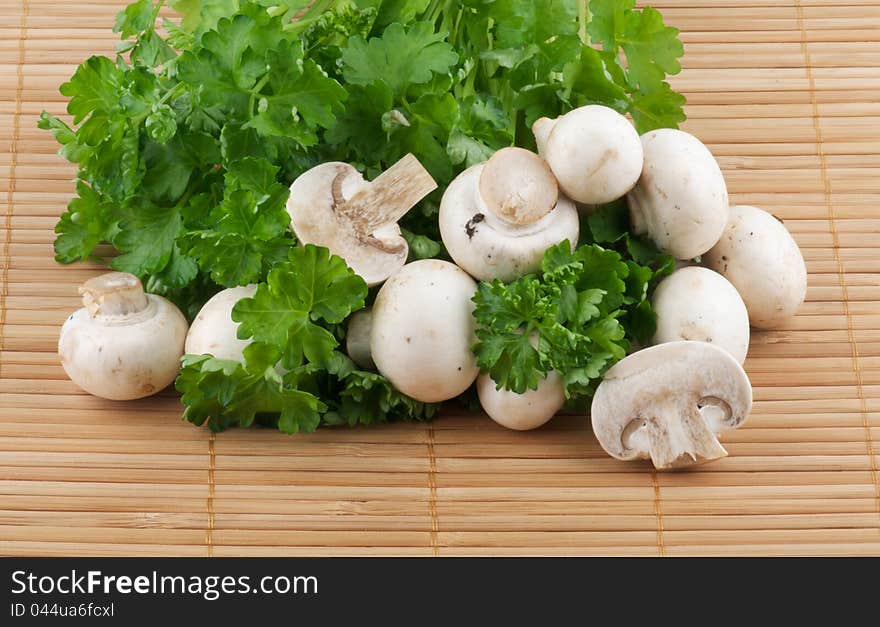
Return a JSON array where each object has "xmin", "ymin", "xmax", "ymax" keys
[{"xmin": 1, "ymin": 0, "xmax": 879, "ymax": 557}]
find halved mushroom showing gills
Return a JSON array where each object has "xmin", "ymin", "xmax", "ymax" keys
[
  {"xmin": 590, "ymin": 341, "xmax": 752, "ymax": 470},
  {"xmin": 287, "ymin": 154, "xmax": 437, "ymax": 286}
]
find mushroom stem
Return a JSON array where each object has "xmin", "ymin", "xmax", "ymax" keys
[
  {"xmin": 635, "ymin": 404, "xmax": 729, "ymax": 469},
  {"xmin": 531, "ymin": 117, "xmax": 555, "ymax": 156},
  {"xmin": 477, "ymin": 147, "xmax": 559, "ymax": 228},
  {"xmin": 338, "ymin": 153, "xmax": 438, "ymax": 230},
  {"xmin": 79, "ymin": 272, "xmax": 150, "ymax": 318}
]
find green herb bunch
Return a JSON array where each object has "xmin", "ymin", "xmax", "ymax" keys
[{"xmin": 41, "ymin": 0, "xmax": 685, "ymax": 432}]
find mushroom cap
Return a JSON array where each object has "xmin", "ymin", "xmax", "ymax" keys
[
  {"xmin": 703, "ymin": 205, "xmax": 807, "ymax": 329},
  {"xmin": 590, "ymin": 341, "xmax": 752, "ymax": 469},
  {"xmin": 371, "ymin": 260, "xmax": 479, "ymax": 402},
  {"xmin": 652, "ymin": 267, "xmax": 750, "ymax": 364},
  {"xmin": 477, "ymin": 371, "xmax": 565, "ymax": 431},
  {"xmin": 345, "ymin": 308, "xmax": 375, "ymax": 370},
  {"xmin": 439, "ymin": 163, "xmax": 579, "ymax": 282},
  {"xmin": 536, "ymin": 105, "xmax": 644, "ymax": 205},
  {"xmin": 59, "ymin": 293, "xmax": 188, "ymax": 400},
  {"xmin": 185, "ymin": 285, "xmax": 257, "ymax": 362},
  {"xmin": 287, "ymin": 162, "xmax": 406, "ymax": 287},
  {"xmin": 627, "ymin": 129, "xmax": 729, "ymax": 260}
]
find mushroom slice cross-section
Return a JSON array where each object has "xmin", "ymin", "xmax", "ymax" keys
[
  {"xmin": 286, "ymin": 154, "xmax": 437, "ymax": 286},
  {"xmin": 590, "ymin": 341, "xmax": 752, "ymax": 469}
]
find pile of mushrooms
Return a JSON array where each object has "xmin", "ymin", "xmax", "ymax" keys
[{"xmin": 57, "ymin": 104, "xmax": 809, "ymax": 472}]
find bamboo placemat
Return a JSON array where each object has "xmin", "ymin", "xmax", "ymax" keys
[{"xmin": 1, "ymin": 0, "xmax": 879, "ymax": 557}]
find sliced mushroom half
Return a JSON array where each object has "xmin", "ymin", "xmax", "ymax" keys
[
  {"xmin": 590, "ymin": 341, "xmax": 752, "ymax": 469},
  {"xmin": 287, "ymin": 154, "xmax": 437, "ymax": 286}
]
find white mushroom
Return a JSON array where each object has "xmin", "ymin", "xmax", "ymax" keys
[
  {"xmin": 627, "ymin": 129, "xmax": 729, "ymax": 260},
  {"xmin": 371, "ymin": 259, "xmax": 479, "ymax": 402},
  {"xmin": 532, "ymin": 105, "xmax": 643, "ymax": 205},
  {"xmin": 286, "ymin": 154, "xmax": 437, "ymax": 286},
  {"xmin": 439, "ymin": 147, "xmax": 579, "ymax": 282},
  {"xmin": 477, "ymin": 371, "xmax": 565, "ymax": 431},
  {"xmin": 652, "ymin": 266, "xmax": 750, "ymax": 364},
  {"xmin": 703, "ymin": 205, "xmax": 807, "ymax": 329},
  {"xmin": 185, "ymin": 285, "xmax": 257, "ymax": 362},
  {"xmin": 58, "ymin": 272, "xmax": 188, "ymax": 400},
  {"xmin": 346, "ymin": 308, "xmax": 375, "ymax": 370},
  {"xmin": 590, "ymin": 341, "xmax": 752, "ymax": 470}
]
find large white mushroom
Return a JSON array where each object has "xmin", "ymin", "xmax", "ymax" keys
[
  {"xmin": 286, "ymin": 154, "xmax": 437, "ymax": 286},
  {"xmin": 590, "ymin": 341, "xmax": 753, "ymax": 470},
  {"xmin": 439, "ymin": 147, "xmax": 578, "ymax": 282},
  {"xmin": 532, "ymin": 104, "xmax": 644, "ymax": 205},
  {"xmin": 185, "ymin": 285, "xmax": 257, "ymax": 362},
  {"xmin": 58, "ymin": 272, "xmax": 188, "ymax": 400},
  {"xmin": 627, "ymin": 129, "xmax": 729, "ymax": 260},
  {"xmin": 703, "ymin": 205, "xmax": 807, "ymax": 329},
  {"xmin": 371, "ymin": 260, "xmax": 479, "ymax": 402},
  {"xmin": 477, "ymin": 372, "xmax": 565, "ymax": 431},
  {"xmin": 652, "ymin": 266, "xmax": 750, "ymax": 364}
]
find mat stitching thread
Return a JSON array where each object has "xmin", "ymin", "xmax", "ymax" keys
[
  {"xmin": 206, "ymin": 432, "xmax": 216, "ymax": 557},
  {"xmin": 426, "ymin": 424, "xmax": 439, "ymax": 556},
  {"xmin": 795, "ymin": 2, "xmax": 880, "ymax": 516},
  {"xmin": 651, "ymin": 471, "xmax": 665, "ymax": 557},
  {"xmin": 0, "ymin": 0, "xmax": 28, "ymax": 379}
]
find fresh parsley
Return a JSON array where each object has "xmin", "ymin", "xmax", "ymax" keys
[
  {"xmin": 472, "ymin": 208, "xmax": 674, "ymax": 400},
  {"xmin": 44, "ymin": 0, "xmax": 686, "ymax": 431}
]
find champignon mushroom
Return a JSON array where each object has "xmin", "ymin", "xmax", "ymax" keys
[
  {"xmin": 627, "ymin": 129, "xmax": 729, "ymax": 260},
  {"xmin": 652, "ymin": 266, "xmax": 750, "ymax": 364},
  {"xmin": 371, "ymin": 259, "xmax": 479, "ymax": 402},
  {"xmin": 58, "ymin": 272, "xmax": 188, "ymax": 400},
  {"xmin": 703, "ymin": 205, "xmax": 807, "ymax": 329},
  {"xmin": 590, "ymin": 341, "xmax": 752, "ymax": 469},
  {"xmin": 477, "ymin": 371, "xmax": 565, "ymax": 431},
  {"xmin": 346, "ymin": 308, "xmax": 375, "ymax": 370},
  {"xmin": 185, "ymin": 285, "xmax": 257, "ymax": 362},
  {"xmin": 532, "ymin": 105, "xmax": 644, "ymax": 205},
  {"xmin": 286, "ymin": 154, "xmax": 437, "ymax": 286},
  {"xmin": 439, "ymin": 147, "xmax": 578, "ymax": 282}
]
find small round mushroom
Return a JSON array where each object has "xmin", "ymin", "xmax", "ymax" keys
[
  {"xmin": 371, "ymin": 260, "xmax": 479, "ymax": 402},
  {"xmin": 703, "ymin": 205, "xmax": 807, "ymax": 329},
  {"xmin": 287, "ymin": 154, "xmax": 437, "ymax": 286},
  {"xmin": 345, "ymin": 308, "xmax": 375, "ymax": 370},
  {"xmin": 652, "ymin": 266, "xmax": 750, "ymax": 364},
  {"xmin": 58, "ymin": 272, "xmax": 188, "ymax": 400},
  {"xmin": 477, "ymin": 371, "xmax": 565, "ymax": 431},
  {"xmin": 532, "ymin": 105, "xmax": 644, "ymax": 205},
  {"xmin": 590, "ymin": 341, "xmax": 752, "ymax": 470},
  {"xmin": 627, "ymin": 129, "xmax": 729, "ymax": 260},
  {"xmin": 185, "ymin": 285, "xmax": 257, "ymax": 362},
  {"xmin": 439, "ymin": 147, "xmax": 579, "ymax": 282}
]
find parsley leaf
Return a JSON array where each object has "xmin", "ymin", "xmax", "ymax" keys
[
  {"xmin": 177, "ymin": 350, "xmax": 325, "ymax": 434},
  {"xmin": 53, "ymin": 181, "xmax": 117, "ymax": 263},
  {"xmin": 340, "ymin": 21, "xmax": 458, "ymax": 99},
  {"xmin": 232, "ymin": 245, "xmax": 368, "ymax": 369}
]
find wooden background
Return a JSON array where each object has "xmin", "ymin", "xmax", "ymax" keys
[{"xmin": 1, "ymin": 0, "xmax": 879, "ymax": 556}]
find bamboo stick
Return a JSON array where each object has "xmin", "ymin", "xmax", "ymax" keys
[{"xmin": 0, "ymin": 542, "xmax": 208, "ymax": 557}]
